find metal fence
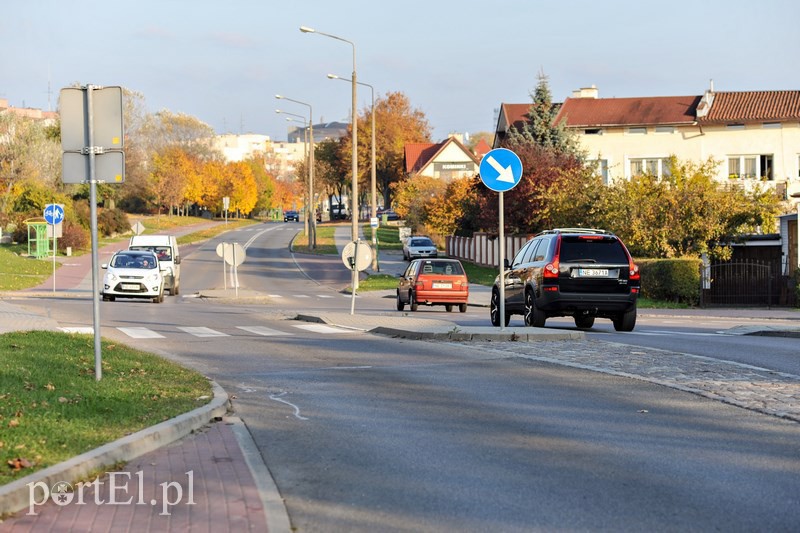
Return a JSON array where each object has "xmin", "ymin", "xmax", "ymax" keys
[{"xmin": 700, "ymin": 260, "xmax": 784, "ymax": 307}]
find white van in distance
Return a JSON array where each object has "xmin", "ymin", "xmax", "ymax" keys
[{"xmin": 128, "ymin": 234, "xmax": 181, "ymax": 295}]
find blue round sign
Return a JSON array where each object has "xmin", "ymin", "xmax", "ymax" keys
[
  {"xmin": 44, "ymin": 204, "xmax": 65, "ymax": 225},
  {"xmin": 479, "ymin": 148, "xmax": 523, "ymax": 192}
]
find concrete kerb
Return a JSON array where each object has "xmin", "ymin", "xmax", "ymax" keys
[
  {"xmin": 294, "ymin": 312, "xmax": 585, "ymax": 342},
  {"xmin": 0, "ymin": 380, "xmax": 230, "ymax": 516}
]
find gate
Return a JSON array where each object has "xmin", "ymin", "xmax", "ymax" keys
[{"xmin": 700, "ymin": 260, "xmax": 780, "ymax": 307}]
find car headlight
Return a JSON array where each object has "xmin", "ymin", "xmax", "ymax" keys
[
  {"xmin": 146, "ymin": 272, "xmax": 160, "ymax": 283},
  {"xmin": 105, "ymin": 272, "xmax": 118, "ymax": 282}
]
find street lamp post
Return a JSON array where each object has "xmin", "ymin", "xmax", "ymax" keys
[
  {"xmin": 300, "ymin": 26, "xmax": 358, "ymax": 245},
  {"xmin": 275, "ymin": 95, "xmax": 315, "ymax": 249},
  {"xmin": 276, "ymin": 110, "xmax": 309, "ymax": 232},
  {"xmin": 328, "ymin": 73, "xmax": 379, "ymax": 271}
]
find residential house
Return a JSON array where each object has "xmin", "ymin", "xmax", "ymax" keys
[
  {"xmin": 494, "ymin": 84, "xmax": 800, "ymax": 202},
  {"xmin": 404, "ymin": 135, "xmax": 481, "ymax": 181}
]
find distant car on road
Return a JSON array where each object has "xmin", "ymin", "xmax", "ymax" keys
[
  {"xmin": 283, "ymin": 210, "xmax": 299, "ymax": 222},
  {"xmin": 403, "ymin": 236, "xmax": 438, "ymax": 260},
  {"xmin": 396, "ymin": 258, "xmax": 469, "ymax": 313},
  {"xmin": 377, "ymin": 208, "xmax": 400, "ymax": 221},
  {"xmin": 101, "ymin": 250, "xmax": 165, "ymax": 303}
]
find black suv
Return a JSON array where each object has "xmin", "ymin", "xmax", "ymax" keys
[{"xmin": 490, "ymin": 228, "xmax": 640, "ymax": 331}]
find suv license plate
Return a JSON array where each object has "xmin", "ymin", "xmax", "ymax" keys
[
  {"xmin": 121, "ymin": 283, "xmax": 140, "ymax": 291},
  {"xmin": 578, "ymin": 269, "xmax": 609, "ymax": 277},
  {"xmin": 432, "ymin": 282, "xmax": 452, "ymax": 289}
]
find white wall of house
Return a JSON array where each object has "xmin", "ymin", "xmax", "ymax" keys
[
  {"xmin": 418, "ymin": 142, "xmax": 479, "ymax": 180},
  {"xmin": 579, "ymin": 122, "xmax": 800, "ymax": 194}
]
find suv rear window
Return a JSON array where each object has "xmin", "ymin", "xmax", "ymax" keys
[{"xmin": 559, "ymin": 236, "xmax": 629, "ymax": 264}]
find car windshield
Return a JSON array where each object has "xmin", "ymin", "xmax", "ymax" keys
[
  {"xmin": 411, "ymin": 238, "xmax": 433, "ymax": 247},
  {"xmin": 111, "ymin": 254, "xmax": 156, "ymax": 269},
  {"xmin": 419, "ymin": 261, "xmax": 464, "ymax": 275}
]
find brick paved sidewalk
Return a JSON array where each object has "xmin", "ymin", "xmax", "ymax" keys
[{"xmin": 0, "ymin": 418, "xmax": 285, "ymax": 532}]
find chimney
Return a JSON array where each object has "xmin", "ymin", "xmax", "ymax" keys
[{"xmin": 572, "ymin": 85, "xmax": 599, "ymax": 99}]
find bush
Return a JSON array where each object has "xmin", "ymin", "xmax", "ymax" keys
[
  {"xmin": 638, "ymin": 257, "xmax": 702, "ymax": 306},
  {"xmin": 58, "ymin": 220, "xmax": 89, "ymax": 253},
  {"xmin": 97, "ymin": 208, "xmax": 131, "ymax": 237}
]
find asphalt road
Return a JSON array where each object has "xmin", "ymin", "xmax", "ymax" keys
[{"xmin": 11, "ymin": 222, "xmax": 800, "ymax": 531}]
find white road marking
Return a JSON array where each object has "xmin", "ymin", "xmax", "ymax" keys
[
  {"xmin": 269, "ymin": 392, "xmax": 308, "ymax": 420},
  {"xmin": 316, "ymin": 294, "xmax": 334, "ymax": 298},
  {"xmin": 293, "ymin": 324, "xmax": 351, "ymax": 334},
  {"xmin": 117, "ymin": 327, "xmax": 165, "ymax": 339},
  {"xmin": 60, "ymin": 327, "xmax": 94, "ymax": 334},
  {"xmin": 237, "ymin": 326, "xmax": 293, "ymax": 336},
  {"xmin": 268, "ymin": 294, "xmax": 283, "ymax": 298},
  {"xmin": 177, "ymin": 326, "xmax": 229, "ymax": 337},
  {"xmin": 295, "ymin": 294, "xmax": 310, "ymax": 298}
]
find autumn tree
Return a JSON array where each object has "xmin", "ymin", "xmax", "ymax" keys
[
  {"xmin": 243, "ymin": 154, "xmax": 278, "ymax": 215},
  {"xmin": 600, "ymin": 157, "xmax": 782, "ymax": 259},
  {"xmin": 425, "ymin": 176, "xmax": 481, "ymax": 237},
  {"xmin": 352, "ymin": 91, "xmax": 431, "ymax": 208},
  {"xmin": 0, "ymin": 112, "xmax": 62, "ymax": 215},
  {"xmin": 221, "ymin": 161, "xmax": 259, "ymax": 217},
  {"xmin": 391, "ymin": 174, "xmax": 446, "ymax": 232}
]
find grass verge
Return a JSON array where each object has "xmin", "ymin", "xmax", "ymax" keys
[{"xmin": 0, "ymin": 331, "xmax": 212, "ymax": 486}]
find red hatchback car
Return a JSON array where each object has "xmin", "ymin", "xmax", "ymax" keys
[{"xmin": 396, "ymin": 258, "xmax": 469, "ymax": 312}]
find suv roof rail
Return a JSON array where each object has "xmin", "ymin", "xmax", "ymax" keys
[{"xmin": 539, "ymin": 228, "xmax": 614, "ymax": 235}]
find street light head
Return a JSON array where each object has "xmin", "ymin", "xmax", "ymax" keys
[
  {"xmin": 275, "ymin": 109, "xmax": 282, "ymax": 113},
  {"xmin": 327, "ymin": 74, "xmax": 339, "ymax": 79},
  {"xmin": 275, "ymin": 94, "xmax": 283, "ymax": 100},
  {"xmin": 299, "ymin": 26, "xmax": 315, "ymax": 33}
]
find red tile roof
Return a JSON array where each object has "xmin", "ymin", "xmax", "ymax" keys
[
  {"xmin": 404, "ymin": 137, "xmax": 481, "ymax": 174},
  {"xmin": 554, "ymin": 95, "xmax": 700, "ymax": 127},
  {"xmin": 473, "ymin": 138, "xmax": 492, "ymax": 158},
  {"xmin": 404, "ymin": 142, "xmax": 443, "ymax": 173},
  {"xmin": 699, "ymin": 90, "xmax": 800, "ymax": 123}
]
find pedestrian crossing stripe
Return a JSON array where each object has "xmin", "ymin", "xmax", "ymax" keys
[
  {"xmin": 295, "ymin": 294, "xmax": 310, "ymax": 298},
  {"xmin": 177, "ymin": 326, "xmax": 229, "ymax": 337},
  {"xmin": 117, "ymin": 327, "xmax": 165, "ymax": 339},
  {"xmin": 60, "ymin": 327, "xmax": 94, "ymax": 334},
  {"xmin": 111, "ymin": 324, "xmax": 352, "ymax": 339},
  {"xmin": 317, "ymin": 294, "xmax": 334, "ymax": 298},
  {"xmin": 293, "ymin": 324, "xmax": 352, "ymax": 334},
  {"xmin": 268, "ymin": 294, "xmax": 283, "ymax": 298},
  {"xmin": 237, "ymin": 326, "xmax": 293, "ymax": 336}
]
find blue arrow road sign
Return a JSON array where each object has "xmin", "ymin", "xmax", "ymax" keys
[
  {"xmin": 44, "ymin": 204, "xmax": 65, "ymax": 225},
  {"xmin": 479, "ymin": 148, "xmax": 523, "ymax": 192}
]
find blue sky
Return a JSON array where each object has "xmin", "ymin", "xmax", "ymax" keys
[{"xmin": 4, "ymin": 0, "xmax": 799, "ymax": 142}]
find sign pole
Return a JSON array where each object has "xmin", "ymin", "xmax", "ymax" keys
[
  {"xmin": 86, "ymin": 85, "xmax": 103, "ymax": 381},
  {"xmin": 499, "ymin": 191, "xmax": 506, "ymax": 331},
  {"xmin": 350, "ymin": 240, "xmax": 359, "ymax": 315}
]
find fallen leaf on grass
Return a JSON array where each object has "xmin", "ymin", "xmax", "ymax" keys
[
  {"xmin": 8, "ymin": 457, "xmax": 32, "ymax": 471},
  {"xmin": 8, "ymin": 419, "xmax": 20, "ymax": 428}
]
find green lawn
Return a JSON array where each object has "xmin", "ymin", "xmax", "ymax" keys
[{"xmin": 0, "ymin": 331, "xmax": 212, "ymax": 486}]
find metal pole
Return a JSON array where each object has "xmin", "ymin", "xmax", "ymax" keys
[
  {"xmin": 369, "ymin": 85, "xmax": 378, "ymax": 271},
  {"xmin": 499, "ymin": 191, "xmax": 506, "ymax": 331},
  {"xmin": 87, "ymin": 85, "xmax": 102, "ymax": 380},
  {"xmin": 309, "ymin": 112, "xmax": 316, "ymax": 249}
]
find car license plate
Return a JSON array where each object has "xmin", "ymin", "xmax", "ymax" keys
[
  {"xmin": 121, "ymin": 283, "xmax": 140, "ymax": 291},
  {"xmin": 578, "ymin": 269, "xmax": 608, "ymax": 277},
  {"xmin": 432, "ymin": 282, "xmax": 452, "ymax": 289}
]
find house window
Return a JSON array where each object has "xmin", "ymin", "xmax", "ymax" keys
[
  {"xmin": 728, "ymin": 155, "xmax": 773, "ymax": 180},
  {"xmin": 629, "ymin": 158, "xmax": 671, "ymax": 179},
  {"xmin": 588, "ymin": 159, "xmax": 609, "ymax": 184},
  {"xmin": 627, "ymin": 127, "xmax": 647, "ymax": 135},
  {"xmin": 762, "ymin": 122, "xmax": 781, "ymax": 129},
  {"xmin": 655, "ymin": 126, "xmax": 675, "ymax": 134},
  {"xmin": 726, "ymin": 123, "xmax": 745, "ymax": 131},
  {"xmin": 584, "ymin": 128, "xmax": 602, "ymax": 135}
]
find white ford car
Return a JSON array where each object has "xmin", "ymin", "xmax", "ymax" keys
[{"xmin": 101, "ymin": 250, "xmax": 165, "ymax": 303}]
